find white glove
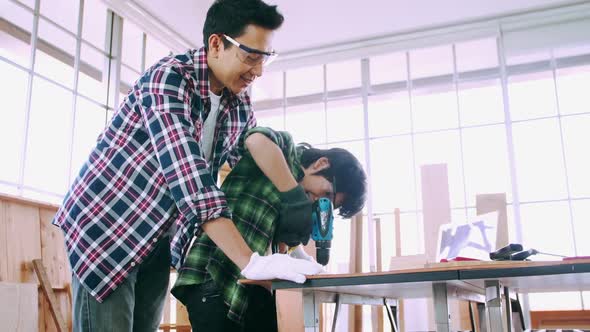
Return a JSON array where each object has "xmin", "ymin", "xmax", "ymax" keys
[
  {"xmin": 289, "ymin": 245, "xmax": 316, "ymax": 262},
  {"xmin": 241, "ymin": 252, "xmax": 324, "ymax": 283}
]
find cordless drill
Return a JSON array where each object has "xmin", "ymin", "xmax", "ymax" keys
[{"xmin": 311, "ymin": 197, "xmax": 334, "ymax": 266}]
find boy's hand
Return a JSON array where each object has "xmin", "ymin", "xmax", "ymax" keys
[
  {"xmin": 276, "ymin": 185, "xmax": 313, "ymax": 246},
  {"xmin": 241, "ymin": 252, "xmax": 324, "ymax": 283}
]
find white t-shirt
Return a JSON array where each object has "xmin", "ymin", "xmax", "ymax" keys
[{"xmin": 202, "ymin": 91, "xmax": 222, "ymax": 162}]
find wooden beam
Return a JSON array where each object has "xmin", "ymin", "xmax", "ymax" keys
[{"xmin": 33, "ymin": 259, "xmax": 67, "ymax": 332}]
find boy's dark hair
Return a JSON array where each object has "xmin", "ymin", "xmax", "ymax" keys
[
  {"xmin": 203, "ymin": 0, "xmax": 284, "ymax": 50},
  {"xmin": 299, "ymin": 144, "xmax": 367, "ymax": 219}
]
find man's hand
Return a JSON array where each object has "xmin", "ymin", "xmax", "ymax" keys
[
  {"xmin": 276, "ymin": 184, "xmax": 313, "ymax": 247},
  {"xmin": 241, "ymin": 252, "xmax": 323, "ymax": 283}
]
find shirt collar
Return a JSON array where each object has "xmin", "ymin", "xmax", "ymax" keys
[{"xmin": 193, "ymin": 47, "xmax": 247, "ymax": 109}]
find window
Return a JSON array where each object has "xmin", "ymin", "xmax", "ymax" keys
[
  {"xmin": 0, "ymin": 63, "xmax": 28, "ymax": 184},
  {"xmin": 286, "ymin": 65, "xmax": 323, "ymax": 97},
  {"xmin": 0, "ymin": 1, "xmax": 33, "ymax": 67}
]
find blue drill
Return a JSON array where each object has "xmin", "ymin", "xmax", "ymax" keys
[{"xmin": 311, "ymin": 197, "xmax": 334, "ymax": 266}]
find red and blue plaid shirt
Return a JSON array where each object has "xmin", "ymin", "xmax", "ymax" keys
[{"xmin": 52, "ymin": 47, "xmax": 256, "ymax": 302}]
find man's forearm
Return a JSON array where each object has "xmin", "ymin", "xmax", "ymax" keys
[
  {"xmin": 201, "ymin": 217, "xmax": 253, "ymax": 270},
  {"xmin": 245, "ymin": 133, "xmax": 298, "ymax": 192}
]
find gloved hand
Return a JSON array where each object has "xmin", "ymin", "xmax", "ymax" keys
[
  {"xmin": 276, "ymin": 184, "xmax": 313, "ymax": 247},
  {"xmin": 289, "ymin": 245, "xmax": 315, "ymax": 262},
  {"xmin": 241, "ymin": 252, "xmax": 324, "ymax": 283}
]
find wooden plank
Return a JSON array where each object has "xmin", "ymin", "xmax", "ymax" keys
[
  {"xmin": 476, "ymin": 193, "xmax": 509, "ymax": 249},
  {"xmin": 2, "ymin": 200, "xmax": 42, "ymax": 283},
  {"xmin": 372, "ymin": 218, "xmax": 384, "ymax": 332},
  {"xmin": 33, "ymin": 259, "xmax": 68, "ymax": 332},
  {"xmin": 0, "ymin": 200, "xmax": 8, "ymax": 282},
  {"xmin": 530, "ymin": 310, "xmax": 590, "ymax": 329},
  {"xmin": 348, "ymin": 213, "xmax": 363, "ymax": 332},
  {"xmin": 40, "ymin": 290, "xmax": 71, "ymax": 332},
  {"xmin": 420, "ymin": 163, "xmax": 452, "ymax": 263},
  {"xmin": 39, "ymin": 208, "xmax": 70, "ymax": 289},
  {"xmin": 0, "ymin": 282, "xmax": 38, "ymax": 332}
]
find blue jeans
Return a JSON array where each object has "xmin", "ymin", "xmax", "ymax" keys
[{"xmin": 71, "ymin": 236, "xmax": 171, "ymax": 332}]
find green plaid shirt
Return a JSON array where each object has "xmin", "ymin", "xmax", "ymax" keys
[{"xmin": 171, "ymin": 126, "xmax": 304, "ymax": 323}]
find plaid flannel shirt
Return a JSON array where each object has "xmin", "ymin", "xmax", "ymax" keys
[
  {"xmin": 52, "ymin": 47, "xmax": 256, "ymax": 302},
  {"xmin": 171, "ymin": 127, "xmax": 304, "ymax": 324}
]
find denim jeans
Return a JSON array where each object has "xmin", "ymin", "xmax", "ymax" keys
[
  {"xmin": 180, "ymin": 280, "xmax": 278, "ymax": 332},
  {"xmin": 71, "ymin": 236, "xmax": 171, "ymax": 332}
]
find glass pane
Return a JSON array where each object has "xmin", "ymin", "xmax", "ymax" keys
[
  {"xmin": 414, "ymin": 130, "xmax": 465, "ymax": 208},
  {"xmin": 326, "ymin": 59, "xmax": 360, "ymax": 91},
  {"xmin": 508, "ymin": 72, "xmax": 557, "ymax": 121},
  {"xmin": 40, "ymin": 0, "xmax": 79, "ymax": 33},
  {"xmin": 0, "ymin": 1, "xmax": 33, "ymax": 67},
  {"xmin": 24, "ymin": 78, "xmax": 72, "ymax": 194},
  {"xmin": 529, "ymin": 292, "xmax": 582, "ymax": 311},
  {"xmin": 121, "ymin": 19, "xmax": 143, "ymax": 71},
  {"xmin": 82, "ymin": 0, "xmax": 108, "ymax": 50},
  {"xmin": 401, "ymin": 212, "xmax": 421, "ymax": 255},
  {"xmin": 326, "ymin": 98, "xmax": 363, "ymax": 142},
  {"xmin": 120, "ymin": 65, "xmax": 139, "ymax": 100},
  {"xmin": 556, "ymin": 65, "xmax": 590, "ymax": 115},
  {"xmin": 0, "ymin": 63, "xmax": 28, "ymax": 183},
  {"xmin": 252, "ymin": 70, "xmax": 282, "ymax": 101},
  {"xmin": 78, "ymin": 42, "xmax": 108, "ymax": 103},
  {"xmin": 506, "ymin": 49, "xmax": 550, "ymax": 67},
  {"xmin": 411, "ymin": 85, "xmax": 458, "ymax": 132},
  {"xmin": 370, "ymin": 136, "xmax": 416, "ymax": 213},
  {"xmin": 370, "ymin": 51, "xmax": 407, "ymax": 85},
  {"xmin": 326, "ymin": 140, "xmax": 366, "ymax": 170},
  {"xmin": 286, "ymin": 65, "xmax": 323, "ymax": 97},
  {"xmin": 520, "ymin": 201, "xmax": 575, "ymax": 257},
  {"xmin": 409, "ymin": 44, "xmax": 453, "ymax": 79},
  {"xmin": 285, "ymin": 103, "xmax": 325, "ymax": 144},
  {"xmin": 254, "ymin": 108, "xmax": 284, "ymax": 130},
  {"xmin": 462, "ymin": 125, "xmax": 511, "ymax": 206},
  {"xmin": 458, "ymin": 79, "xmax": 505, "ymax": 126},
  {"xmin": 455, "ymin": 38, "xmax": 499, "ymax": 74},
  {"xmin": 571, "ymin": 199, "xmax": 590, "ymax": 256},
  {"xmin": 562, "ymin": 114, "xmax": 590, "ymax": 198},
  {"xmin": 70, "ymin": 97, "xmax": 106, "ymax": 181},
  {"xmin": 376, "ymin": 214, "xmax": 397, "ymax": 269},
  {"xmin": 145, "ymin": 34, "xmax": 169, "ymax": 70},
  {"xmin": 512, "ymin": 118, "xmax": 568, "ymax": 201},
  {"xmin": 326, "ymin": 216, "xmax": 351, "ymax": 272},
  {"xmin": 368, "ymin": 92, "xmax": 411, "ymax": 137},
  {"xmin": 36, "ymin": 18, "xmax": 76, "ymax": 87}
]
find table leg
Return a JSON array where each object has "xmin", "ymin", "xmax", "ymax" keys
[
  {"xmin": 331, "ymin": 294, "xmax": 340, "ymax": 332},
  {"xmin": 433, "ymin": 283, "xmax": 451, "ymax": 332},
  {"xmin": 477, "ymin": 302, "xmax": 488, "ymax": 332},
  {"xmin": 303, "ymin": 290, "xmax": 319, "ymax": 332},
  {"xmin": 504, "ymin": 287, "xmax": 513, "ymax": 332},
  {"xmin": 484, "ymin": 280, "xmax": 505, "ymax": 332}
]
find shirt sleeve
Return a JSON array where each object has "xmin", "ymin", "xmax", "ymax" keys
[
  {"xmin": 226, "ymin": 109, "xmax": 257, "ymax": 168},
  {"xmin": 140, "ymin": 66, "xmax": 231, "ymax": 227}
]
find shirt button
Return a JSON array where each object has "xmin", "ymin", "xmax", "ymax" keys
[
  {"xmin": 202, "ymin": 297, "xmax": 206, "ymax": 303},
  {"xmin": 131, "ymin": 262, "xmax": 136, "ymax": 267},
  {"xmin": 153, "ymin": 237, "xmax": 158, "ymax": 243}
]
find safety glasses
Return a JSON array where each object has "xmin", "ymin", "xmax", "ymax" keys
[{"xmin": 223, "ymin": 34, "xmax": 278, "ymax": 66}]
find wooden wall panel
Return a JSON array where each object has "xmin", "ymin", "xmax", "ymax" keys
[
  {"xmin": 1, "ymin": 200, "xmax": 42, "ymax": 283},
  {"xmin": 476, "ymin": 193, "xmax": 509, "ymax": 249},
  {"xmin": 40, "ymin": 207, "xmax": 69, "ymax": 289}
]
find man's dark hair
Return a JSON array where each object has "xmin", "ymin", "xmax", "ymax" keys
[
  {"xmin": 203, "ymin": 0, "xmax": 284, "ymax": 50},
  {"xmin": 299, "ymin": 144, "xmax": 367, "ymax": 219}
]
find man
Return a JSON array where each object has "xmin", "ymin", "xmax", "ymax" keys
[
  {"xmin": 172, "ymin": 127, "xmax": 368, "ymax": 331},
  {"xmin": 52, "ymin": 1, "xmax": 322, "ymax": 330}
]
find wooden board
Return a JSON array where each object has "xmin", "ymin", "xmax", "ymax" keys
[
  {"xmin": 40, "ymin": 207, "xmax": 69, "ymax": 289},
  {"xmin": 476, "ymin": 193, "xmax": 509, "ymax": 249},
  {"xmin": 1, "ymin": 200, "xmax": 42, "ymax": 283},
  {"xmin": 0, "ymin": 282, "xmax": 38, "ymax": 332},
  {"xmin": 34, "ymin": 259, "xmax": 68, "ymax": 332}
]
